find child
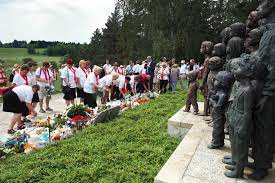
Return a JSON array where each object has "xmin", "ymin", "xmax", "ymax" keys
[
  {"xmin": 170, "ymin": 64, "xmax": 179, "ymax": 91},
  {"xmin": 224, "ymin": 55, "xmax": 256, "ymax": 178},
  {"xmin": 207, "ymin": 71, "xmax": 234, "ymax": 149},
  {"xmin": 184, "ymin": 71, "xmax": 199, "ymax": 114}
]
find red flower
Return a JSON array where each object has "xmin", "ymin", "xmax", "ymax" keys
[{"xmin": 70, "ymin": 115, "xmax": 88, "ymax": 123}]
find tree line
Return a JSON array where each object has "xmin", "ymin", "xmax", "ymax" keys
[{"xmin": 0, "ymin": 0, "xmax": 258, "ymax": 65}]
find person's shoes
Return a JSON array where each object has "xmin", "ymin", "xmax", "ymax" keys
[
  {"xmin": 22, "ymin": 117, "xmax": 31, "ymax": 123},
  {"xmin": 222, "ymin": 158, "xmax": 236, "ymax": 166},
  {"xmin": 183, "ymin": 109, "xmax": 190, "ymax": 112},
  {"xmin": 207, "ymin": 143, "xmax": 224, "ymax": 149},
  {"xmin": 46, "ymin": 107, "xmax": 53, "ymax": 112},
  {"xmin": 224, "ymin": 169, "xmax": 243, "ymax": 178},
  {"xmin": 249, "ymin": 168, "xmax": 268, "ymax": 181},
  {"xmin": 225, "ymin": 165, "xmax": 236, "ymax": 171},
  {"xmin": 7, "ymin": 129, "xmax": 16, "ymax": 134},
  {"xmin": 17, "ymin": 125, "xmax": 25, "ymax": 130},
  {"xmin": 39, "ymin": 109, "xmax": 46, "ymax": 113},
  {"xmin": 223, "ymin": 155, "xmax": 232, "ymax": 160},
  {"xmin": 193, "ymin": 112, "xmax": 199, "ymax": 115}
]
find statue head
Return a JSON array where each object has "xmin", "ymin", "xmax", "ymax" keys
[
  {"xmin": 244, "ymin": 28, "xmax": 264, "ymax": 53},
  {"xmin": 234, "ymin": 54, "xmax": 257, "ymax": 81},
  {"xmin": 229, "ymin": 22, "xmax": 246, "ymax": 39},
  {"xmin": 214, "ymin": 71, "xmax": 235, "ymax": 92},
  {"xmin": 212, "ymin": 43, "xmax": 226, "ymax": 57},
  {"xmin": 200, "ymin": 41, "xmax": 214, "ymax": 56},
  {"xmin": 187, "ymin": 71, "xmax": 198, "ymax": 82},
  {"xmin": 209, "ymin": 56, "xmax": 224, "ymax": 71},
  {"xmin": 246, "ymin": 11, "xmax": 259, "ymax": 29},
  {"xmin": 226, "ymin": 37, "xmax": 244, "ymax": 60},
  {"xmin": 220, "ymin": 27, "xmax": 232, "ymax": 45}
]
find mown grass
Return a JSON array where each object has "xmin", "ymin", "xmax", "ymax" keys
[
  {"xmin": 0, "ymin": 48, "xmax": 61, "ymax": 68},
  {"xmin": 0, "ymin": 89, "xmax": 189, "ymax": 183}
]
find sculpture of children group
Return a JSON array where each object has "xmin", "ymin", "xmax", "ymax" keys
[{"xmin": 198, "ymin": 0, "xmax": 275, "ymax": 180}]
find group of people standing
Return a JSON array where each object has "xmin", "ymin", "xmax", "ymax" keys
[{"xmin": 0, "ymin": 56, "xmax": 202, "ymax": 135}]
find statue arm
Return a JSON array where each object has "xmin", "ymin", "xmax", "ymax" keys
[
  {"xmin": 216, "ymin": 93, "xmax": 226, "ymax": 108},
  {"xmin": 239, "ymin": 88, "xmax": 253, "ymax": 136},
  {"xmin": 256, "ymin": 0, "xmax": 275, "ymax": 18},
  {"xmin": 200, "ymin": 60, "xmax": 209, "ymax": 88}
]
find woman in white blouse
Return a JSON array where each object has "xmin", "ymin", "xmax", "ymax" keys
[
  {"xmin": 158, "ymin": 62, "xmax": 170, "ymax": 93},
  {"xmin": 61, "ymin": 59, "xmax": 77, "ymax": 106},
  {"xmin": 83, "ymin": 66, "xmax": 103, "ymax": 108},
  {"xmin": 76, "ymin": 60, "xmax": 88, "ymax": 103}
]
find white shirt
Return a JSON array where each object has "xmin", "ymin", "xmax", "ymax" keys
[
  {"xmin": 109, "ymin": 67, "xmax": 122, "ymax": 75},
  {"xmin": 36, "ymin": 68, "xmax": 53, "ymax": 87},
  {"xmin": 113, "ymin": 75, "xmax": 125, "ymax": 89},
  {"xmin": 61, "ymin": 67, "xmax": 77, "ymax": 88},
  {"xmin": 12, "ymin": 85, "xmax": 34, "ymax": 103},
  {"xmin": 133, "ymin": 64, "xmax": 141, "ymax": 74},
  {"xmin": 76, "ymin": 67, "xmax": 88, "ymax": 88},
  {"xmin": 158, "ymin": 67, "xmax": 170, "ymax": 80},
  {"xmin": 180, "ymin": 64, "xmax": 188, "ymax": 75},
  {"xmin": 140, "ymin": 64, "xmax": 147, "ymax": 74},
  {"xmin": 103, "ymin": 64, "xmax": 112, "ymax": 74},
  {"xmin": 84, "ymin": 72, "xmax": 99, "ymax": 94},
  {"xmin": 27, "ymin": 71, "xmax": 37, "ymax": 86},
  {"xmin": 99, "ymin": 74, "xmax": 113, "ymax": 88},
  {"xmin": 129, "ymin": 75, "xmax": 137, "ymax": 90},
  {"xmin": 12, "ymin": 73, "xmax": 31, "ymax": 86}
]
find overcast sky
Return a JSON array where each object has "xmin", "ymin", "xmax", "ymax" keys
[{"xmin": 0, "ymin": 0, "xmax": 115, "ymax": 43}]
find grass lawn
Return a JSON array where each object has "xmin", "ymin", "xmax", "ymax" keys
[
  {"xmin": 0, "ymin": 89, "xmax": 190, "ymax": 183},
  {"xmin": 0, "ymin": 48, "xmax": 62, "ymax": 72}
]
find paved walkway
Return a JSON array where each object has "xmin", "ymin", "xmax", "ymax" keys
[
  {"xmin": 0, "ymin": 93, "xmax": 67, "ymax": 141},
  {"xmin": 155, "ymin": 103, "xmax": 274, "ymax": 183}
]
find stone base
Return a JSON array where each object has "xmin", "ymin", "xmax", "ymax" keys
[{"xmin": 155, "ymin": 102, "xmax": 275, "ymax": 183}]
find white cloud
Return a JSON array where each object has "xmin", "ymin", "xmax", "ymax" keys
[{"xmin": 0, "ymin": 0, "xmax": 115, "ymax": 43}]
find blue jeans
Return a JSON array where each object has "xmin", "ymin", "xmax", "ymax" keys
[
  {"xmin": 180, "ymin": 79, "xmax": 185, "ymax": 92},
  {"xmin": 170, "ymin": 81, "xmax": 177, "ymax": 91}
]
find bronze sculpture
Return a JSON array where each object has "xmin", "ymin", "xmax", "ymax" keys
[
  {"xmin": 249, "ymin": 0, "xmax": 275, "ymax": 180},
  {"xmin": 225, "ymin": 55, "xmax": 257, "ymax": 178},
  {"xmin": 200, "ymin": 41, "xmax": 214, "ymax": 117},
  {"xmin": 208, "ymin": 71, "xmax": 234, "ymax": 149}
]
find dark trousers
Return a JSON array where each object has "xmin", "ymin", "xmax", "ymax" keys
[
  {"xmin": 111, "ymin": 86, "xmax": 120, "ymax": 100},
  {"xmin": 159, "ymin": 80, "xmax": 168, "ymax": 93},
  {"xmin": 136, "ymin": 83, "xmax": 144, "ymax": 93},
  {"xmin": 253, "ymin": 95, "xmax": 275, "ymax": 169},
  {"xmin": 211, "ymin": 108, "xmax": 226, "ymax": 146},
  {"xmin": 84, "ymin": 93, "xmax": 97, "ymax": 108}
]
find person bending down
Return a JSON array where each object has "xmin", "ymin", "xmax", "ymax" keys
[{"xmin": 3, "ymin": 85, "xmax": 39, "ymax": 134}]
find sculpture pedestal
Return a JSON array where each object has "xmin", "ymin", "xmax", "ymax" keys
[{"xmin": 155, "ymin": 103, "xmax": 275, "ymax": 183}]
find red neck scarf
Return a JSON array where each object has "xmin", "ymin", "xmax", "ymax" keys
[
  {"xmin": 94, "ymin": 72, "xmax": 99, "ymax": 85},
  {"xmin": 0, "ymin": 69, "xmax": 6, "ymax": 79},
  {"xmin": 123, "ymin": 82, "xmax": 128, "ymax": 94},
  {"xmin": 161, "ymin": 68, "xmax": 165, "ymax": 80},
  {"xmin": 81, "ymin": 67, "xmax": 88, "ymax": 78},
  {"xmin": 42, "ymin": 68, "xmax": 49, "ymax": 81},
  {"xmin": 69, "ymin": 67, "xmax": 77, "ymax": 82},
  {"xmin": 20, "ymin": 71, "xmax": 29, "ymax": 85}
]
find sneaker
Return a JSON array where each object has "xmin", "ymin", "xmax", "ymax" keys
[
  {"xmin": 7, "ymin": 129, "xmax": 16, "ymax": 134},
  {"xmin": 39, "ymin": 109, "xmax": 46, "ymax": 113},
  {"xmin": 17, "ymin": 125, "xmax": 25, "ymax": 130},
  {"xmin": 46, "ymin": 107, "xmax": 53, "ymax": 112}
]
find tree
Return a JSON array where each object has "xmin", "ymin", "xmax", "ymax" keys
[{"xmin": 27, "ymin": 45, "xmax": 36, "ymax": 55}]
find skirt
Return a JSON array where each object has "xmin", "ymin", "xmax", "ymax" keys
[
  {"xmin": 32, "ymin": 92, "xmax": 40, "ymax": 103},
  {"xmin": 84, "ymin": 93, "xmax": 97, "ymax": 108},
  {"xmin": 77, "ymin": 88, "xmax": 85, "ymax": 98},
  {"xmin": 3, "ymin": 90, "xmax": 28, "ymax": 115},
  {"xmin": 63, "ymin": 87, "xmax": 76, "ymax": 100}
]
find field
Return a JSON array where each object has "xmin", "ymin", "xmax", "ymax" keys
[
  {"xmin": 0, "ymin": 48, "xmax": 62, "ymax": 71},
  {"xmin": 0, "ymin": 48, "xmax": 63, "ymax": 92}
]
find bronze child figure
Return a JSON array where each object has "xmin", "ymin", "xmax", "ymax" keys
[
  {"xmin": 225, "ymin": 56, "xmax": 257, "ymax": 178},
  {"xmin": 184, "ymin": 71, "xmax": 199, "ymax": 114},
  {"xmin": 208, "ymin": 71, "xmax": 234, "ymax": 149}
]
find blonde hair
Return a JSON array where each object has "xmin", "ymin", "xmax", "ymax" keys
[
  {"xmin": 79, "ymin": 60, "xmax": 86, "ymax": 67},
  {"xmin": 172, "ymin": 64, "xmax": 178, "ymax": 68},
  {"xmin": 93, "ymin": 65, "xmax": 102, "ymax": 72}
]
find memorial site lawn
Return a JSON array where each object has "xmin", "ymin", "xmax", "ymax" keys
[{"xmin": 0, "ymin": 88, "xmax": 203, "ymax": 183}]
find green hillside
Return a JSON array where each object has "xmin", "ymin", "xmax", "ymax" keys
[{"xmin": 0, "ymin": 48, "xmax": 62, "ymax": 69}]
